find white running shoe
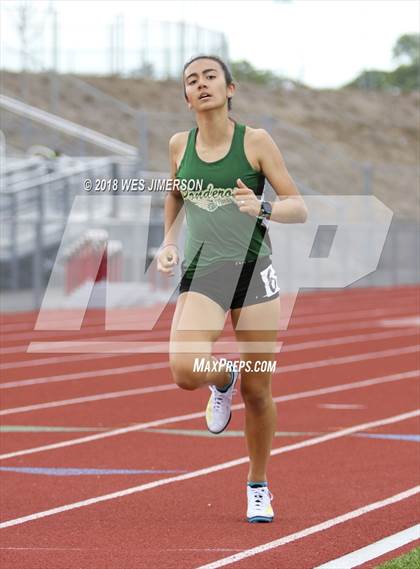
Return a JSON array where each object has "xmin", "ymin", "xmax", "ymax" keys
[
  {"xmin": 205, "ymin": 370, "xmax": 238, "ymax": 434},
  {"xmin": 247, "ymin": 485, "xmax": 274, "ymax": 523}
]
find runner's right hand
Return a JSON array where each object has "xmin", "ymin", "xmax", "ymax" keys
[{"xmin": 157, "ymin": 245, "xmax": 179, "ymax": 276}]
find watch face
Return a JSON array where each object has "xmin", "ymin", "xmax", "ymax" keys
[{"xmin": 262, "ymin": 201, "xmax": 272, "ymax": 217}]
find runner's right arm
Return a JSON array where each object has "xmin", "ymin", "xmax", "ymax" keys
[{"xmin": 157, "ymin": 133, "xmax": 186, "ymax": 275}]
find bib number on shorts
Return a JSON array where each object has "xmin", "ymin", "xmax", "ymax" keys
[{"xmin": 260, "ymin": 264, "xmax": 280, "ymax": 297}]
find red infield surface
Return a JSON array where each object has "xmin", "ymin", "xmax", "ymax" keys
[{"xmin": 0, "ymin": 285, "xmax": 419, "ymax": 569}]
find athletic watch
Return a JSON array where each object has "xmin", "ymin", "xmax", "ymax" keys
[{"xmin": 258, "ymin": 201, "xmax": 272, "ymax": 221}]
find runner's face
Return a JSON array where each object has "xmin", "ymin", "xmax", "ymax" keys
[{"xmin": 184, "ymin": 59, "xmax": 233, "ymax": 112}]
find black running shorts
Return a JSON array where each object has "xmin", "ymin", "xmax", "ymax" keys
[{"xmin": 179, "ymin": 256, "xmax": 280, "ymax": 312}]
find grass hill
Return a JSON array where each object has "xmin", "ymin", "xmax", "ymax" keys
[{"xmin": 2, "ymin": 71, "xmax": 419, "ymax": 219}]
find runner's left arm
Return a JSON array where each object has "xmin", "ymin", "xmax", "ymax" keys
[{"xmin": 233, "ymin": 129, "xmax": 308, "ymax": 223}]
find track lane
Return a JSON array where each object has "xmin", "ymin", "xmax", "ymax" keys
[
  {"xmin": 0, "ymin": 372, "xmax": 418, "ymax": 519},
  {"xmin": 1, "ymin": 423, "xmax": 418, "ymax": 569},
  {"xmin": 1, "ymin": 289, "xmax": 418, "ymax": 569}
]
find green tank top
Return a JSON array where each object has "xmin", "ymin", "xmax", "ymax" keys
[{"xmin": 176, "ymin": 120, "xmax": 271, "ymax": 278}]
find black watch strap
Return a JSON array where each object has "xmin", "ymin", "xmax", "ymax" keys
[{"xmin": 259, "ymin": 201, "xmax": 272, "ymax": 220}]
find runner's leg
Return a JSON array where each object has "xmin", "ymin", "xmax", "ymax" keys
[
  {"xmin": 231, "ymin": 297, "xmax": 280, "ymax": 482},
  {"xmin": 169, "ymin": 291, "xmax": 232, "ymax": 390}
]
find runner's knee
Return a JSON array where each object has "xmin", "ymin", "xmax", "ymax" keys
[
  {"xmin": 170, "ymin": 356, "xmax": 200, "ymax": 390},
  {"xmin": 241, "ymin": 381, "xmax": 272, "ymax": 412}
]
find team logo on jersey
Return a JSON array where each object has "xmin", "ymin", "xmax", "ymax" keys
[{"xmin": 181, "ymin": 183, "xmax": 235, "ymax": 212}]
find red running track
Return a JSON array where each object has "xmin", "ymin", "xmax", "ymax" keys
[{"xmin": 0, "ymin": 284, "xmax": 419, "ymax": 569}]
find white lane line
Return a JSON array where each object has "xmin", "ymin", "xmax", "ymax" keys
[
  {"xmin": 27, "ymin": 340, "xmax": 283, "ymax": 354},
  {"xmin": 312, "ymin": 524, "xmax": 420, "ymax": 569},
  {"xmin": 0, "ymin": 325, "xmax": 171, "ymax": 352},
  {"xmin": 0, "ymin": 384, "xmax": 178, "ymax": 416},
  {"xmin": 1, "ymin": 295, "xmax": 416, "ymax": 338},
  {"xmin": 0, "ymin": 368, "xmax": 418, "ymax": 419},
  {"xmin": 1, "ymin": 409, "xmax": 418, "ymax": 528},
  {"xmin": 0, "ymin": 547, "xmax": 100, "ymax": 551},
  {"xmin": 0, "ymin": 331, "xmax": 417, "ymax": 374},
  {"xmin": 318, "ymin": 404, "xmax": 366, "ymax": 410},
  {"xmin": 2, "ymin": 320, "xmax": 417, "ymax": 356},
  {"xmin": 1, "ymin": 361, "xmax": 170, "ymax": 389},
  {"xmin": 272, "ymin": 370, "xmax": 419, "ymax": 402},
  {"xmin": 0, "ymin": 313, "xmax": 172, "ymax": 335},
  {"xmin": 0, "ymin": 310, "xmax": 417, "ymax": 370},
  {"xmin": 194, "ymin": 489, "xmax": 420, "ymax": 569},
  {"xmin": 26, "ymin": 315, "xmax": 420, "ymax": 354},
  {"xmin": 277, "ymin": 345, "xmax": 419, "ymax": 373},
  {"xmin": 3, "ymin": 340, "xmax": 418, "ymax": 391},
  {"xmin": 283, "ymin": 328, "xmax": 418, "ymax": 351},
  {"xmin": 0, "ymin": 408, "xmax": 207, "ymax": 460},
  {"xmin": 25, "ymin": 329, "xmax": 418, "ymax": 355},
  {"xmin": 0, "ymin": 547, "xmax": 242, "ymax": 552},
  {"xmin": 380, "ymin": 316, "xmax": 420, "ymax": 328},
  {"xmin": 1, "ymin": 331, "xmax": 169, "ymax": 354},
  {"xmin": 2, "ymin": 302, "xmax": 413, "ymax": 345},
  {"xmin": 0, "ymin": 352, "xmax": 172, "ymax": 370},
  {"xmin": 0, "ymin": 288, "xmax": 419, "ymax": 333},
  {"xmin": 0, "ymin": 353, "xmax": 118, "ymax": 372}
]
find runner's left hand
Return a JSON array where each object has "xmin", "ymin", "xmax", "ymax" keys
[{"xmin": 233, "ymin": 178, "xmax": 261, "ymax": 217}]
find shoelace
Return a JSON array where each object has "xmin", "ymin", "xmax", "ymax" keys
[
  {"xmin": 210, "ymin": 386, "xmax": 237, "ymax": 410},
  {"xmin": 249, "ymin": 487, "xmax": 274, "ymax": 511}
]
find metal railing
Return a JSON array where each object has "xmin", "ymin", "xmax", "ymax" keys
[{"xmin": 0, "ymin": 156, "xmax": 144, "ymax": 305}]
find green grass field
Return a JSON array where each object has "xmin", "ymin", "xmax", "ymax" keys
[{"xmin": 375, "ymin": 547, "xmax": 420, "ymax": 568}]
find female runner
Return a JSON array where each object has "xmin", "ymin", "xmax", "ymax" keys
[{"xmin": 158, "ymin": 55, "xmax": 307, "ymax": 523}]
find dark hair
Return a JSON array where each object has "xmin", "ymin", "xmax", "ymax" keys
[{"xmin": 182, "ymin": 54, "xmax": 234, "ymax": 111}]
